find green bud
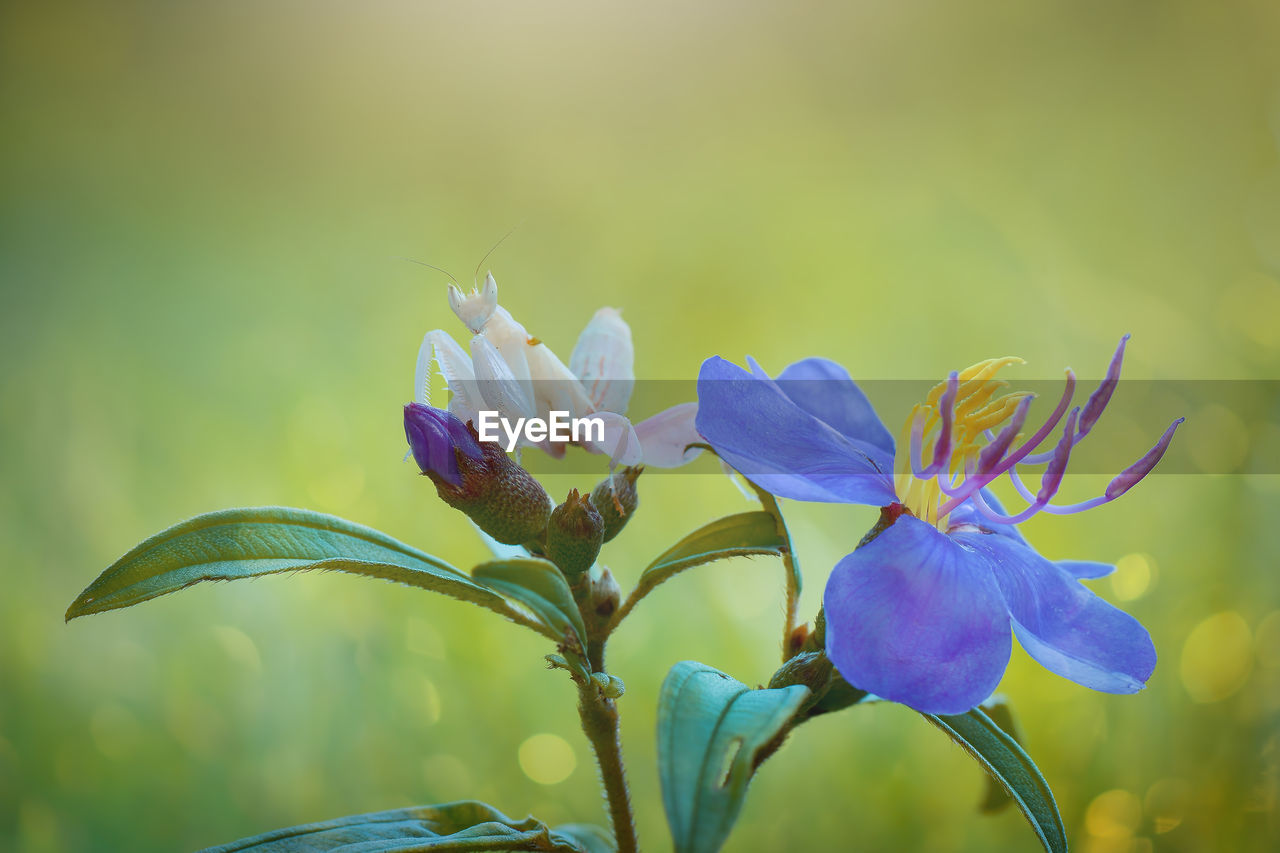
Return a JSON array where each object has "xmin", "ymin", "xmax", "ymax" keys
[
  {"xmin": 427, "ymin": 428, "xmax": 552, "ymax": 545},
  {"xmin": 588, "ymin": 466, "xmax": 641, "ymax": 543},
  {"xmin": 547, "ymin": 489, "xmax": 603, "ymax": 577},
  {"xmin": 768, "ymin": 651, "xmax": 833, "ymax": 693},
  {"xmin": 589, "ymin": 566, "xmax": 621, "ymax": 620},
  {"xmin": 591, "ymin": 672, "xmax": 626, "ymax": 699}
]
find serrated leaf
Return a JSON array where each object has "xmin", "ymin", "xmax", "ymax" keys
[
  {"xmin": 65, "ymin": 507, "xmax": 524, "ymax": 624},
  {"xmin": 471, "ymin": 558, "xmax": 587, "ymax": 652},
  {"xmin": 198, "ymin": 800, "xmax": 613, "ymax": 852},
  {"xmin": 923, "ymin": 708, "xmax": 1066, "ymax": 853},
  {"xmin": 616, "ymin": 512, "xmax": 785, "ymax": 623},
  {"xmin": 657, "ymin": 661, "xmax": 809, "ymax": 853}
]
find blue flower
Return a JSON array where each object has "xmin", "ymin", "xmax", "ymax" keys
[{"xmin": 695, "ymin": 340, "xmax": 1182, "ymax": 714}]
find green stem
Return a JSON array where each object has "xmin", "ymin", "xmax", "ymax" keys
[
  {"xmin": 749, "ymin": 485, "xmax": 802, "ymax": 661},
  {"xmin": 577, "ymin": 681, "xmax": 639, "ymax": 853},
  {"xmin": 571, "ymin": 573, "xmax": 639, "ymax": 852}
]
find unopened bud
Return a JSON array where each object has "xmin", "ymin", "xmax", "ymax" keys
[
  {"xmin": 768, "ymin": 651, "xmax": 833, "ymax": 693},
  {"xmin": 589, "ymin": 566, "xmax": 621, "ymax": 619},
  {"xmin": 588, "ymin": 466, "xmax": 641, "ymax": 543},
  {"xmin": 788, "ymin": 622, "xmax": 810, "ymax": 658},
  {"xmin": 404, "ymin": 402, "xmax": 552, "ymax": 544},
  {"xmin": 547, "ymin": 489, "xmax": 603, "ymax": 577},
  {"xmin": 591, "ymin": 672, "xmax": 626, "ymax": 699}
]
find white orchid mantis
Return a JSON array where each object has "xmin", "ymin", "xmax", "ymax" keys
[{"xmin": 415, "ymin": 273, "xmax": 702, "ymax": 467}]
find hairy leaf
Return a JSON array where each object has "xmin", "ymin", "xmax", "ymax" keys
[
  {"xmin": 657, "ymin": 661, "xmax": 809, "ymax": 853},
  {"xmin": 471, "ymin": 558, "xmax": 588, "ymax": 651},
  {"xmin": 199, "ymin": 800, "xmax": 614, "ymax": 852},
  {"xmin": 614, "ymin": 512, "xmax": 785, "ymax": 624},
  {"xmin": 66, "ymin": 507, "xmax": 520, "ymax": 622},
  {"xmin": 923, "ymin": 708, "xmax": 1066, "ymax": 853}
]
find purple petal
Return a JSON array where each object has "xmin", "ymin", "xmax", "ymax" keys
[
  {"xmin": 945, "ymin": 489, "xmax": 1028, "ymax": 544},
  {"xmin": 823, "ymin": 515, "xmax": 1012, "ymax": 714},
  {"xmin": 1057, "ymin": 560, "xmax": 1116, "ymax": 579},
  {"xmin": 774, "ymin": 358, "xmax": 896, "ymax": 454},
  {"xmin": 951, "ymin": 530, "xmax": 1155, "ymax": 694},
  {"xmin": 696, "ymin": 356, "xmax": 896, "ymax": 505},
  {"xmin": 404, "ymin": 403, "xmax": 482, "ymax": 485}
]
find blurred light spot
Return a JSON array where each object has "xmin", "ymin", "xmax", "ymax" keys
[
  {"xmin": 1180, "ymin": 611, "xmax": 1253, "ymax": 703},
  {"xmin": 518, "ymin": 733, "xmax": 576, "ymax": 785},
  {"xmin": 1110, "ymin": 553, "xmax": 1155, "ymax": 601},
  {"xmin": 423, "ymin": 753, "xmax": 472, "ymax": 794},
  {"xmin": 213, "ymin": 625, "xmax": 262, "ymax": 673},
  {"xmin": 406, "ymin": 617, "xmax": 446, "ymax": 659},
  {"xmin": 1256, "ymin": 610, "xmax": 1280, "ymax": 668},
  {"xmin": 1143, "ymin": 777, "xmax": 1190, "ymax": 834},
  {"xmin": 1185, "ymin": 404, "xmax": 1249, "ymax": 474},
  {"xmin": 1085, "ymin": 788, "xmax": 1142, "ymax": 839}
]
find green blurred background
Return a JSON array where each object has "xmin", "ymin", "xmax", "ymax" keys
[{"xmin": 3, "ymin": 1, "xmax": 1279, "ymax": 850}]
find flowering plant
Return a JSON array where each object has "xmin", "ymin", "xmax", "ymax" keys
[{"xmin": 68, "ymin": 277, "xmax": 1178, "ymax": 853}]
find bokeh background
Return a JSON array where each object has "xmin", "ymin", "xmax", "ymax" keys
[{"xmin": 3, "ymin": 1, "xmax": 1280, "ymax": 850}]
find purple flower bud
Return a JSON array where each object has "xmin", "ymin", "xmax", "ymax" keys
[
  {"xmin": 1078, "ymin": 334, "xmax": 1128, "ymax": 437},
  {"xmin": 404, "ymin": 402, "xmax": 551, "ymax": 545},
  {"xmin": 1037, "ymin": 407, "xmax": 1079, "ymax": 503},
  {"xmin": 1105, "ymin": 417, "xmax": 1185, "ymax": 500},
  {"xmin": 404, "ymin": 403, "xmax": 483, "ymax": 486},
  {"xmin": 977, "ymin": 395, "xmax": 1033, "ymax": 476}
]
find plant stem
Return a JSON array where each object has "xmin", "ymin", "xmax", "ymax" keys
[
  {"xmin": 577, "ymin": 677, "xmax": 639, "ymax": 853},
  {"xmin": 748, "ymin": 485, "xmax": 802, "ymax": 661}
]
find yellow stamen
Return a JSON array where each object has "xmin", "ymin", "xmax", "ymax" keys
[{"xmin": 894, "ymin": 357, "xmax": 1029, "ymax": 527}]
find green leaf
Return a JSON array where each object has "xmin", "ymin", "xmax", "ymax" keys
[
  {"xmin": 976, "ymin": 697, "xmax": 1023, "ymax": 814},
  {"xmin": 65, "ymin": 507, "xmax": 540, "ymax": 632},
  {"xmin": 922, "ymin": 708, "xmax": 1066, "ymax": 853},
  {"xmin": 614, "ymin": 512, "xmax": 785, "ymax": 624},
  {"xmin": 471, "ymin": 558, "xmax": 587, "ymax": 652},
  {"xmin": 199, "ymin": 800, "xmax": 614, "ymax": 852},
  {"xmin": 657, "ymin": 661, "xmax": 809, "ymax": 853},
  {"xmin": 551, "ymin": 823, "xmax": 617, "ymax": 853}
]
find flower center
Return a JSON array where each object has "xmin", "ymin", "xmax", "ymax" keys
[
  {"xmin": 888, "ymin": 337, "xmax": 1182, "ymax": 533},
  {"xmin": 894, "ymin": 357, "xmax": 1031, "ymax": 527}
]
